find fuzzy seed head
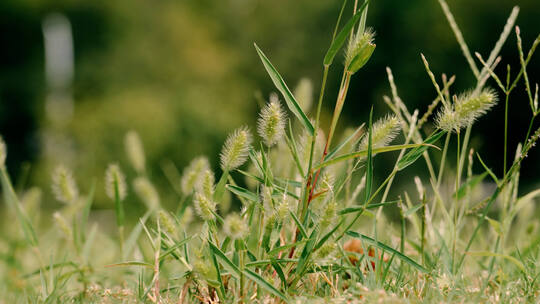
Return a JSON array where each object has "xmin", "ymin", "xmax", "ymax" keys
[
  {"xmin": 294, "ymin": 78, "xmax": 313, "ymax": 113},
  {"xmin": 105, "ymin": 163, "xmax": 127, "ymax": 201},
  {"xmin": 345, "ymin": 29, "xmax": 376, "ymax": 74},
  {"xmin": 276, "ymin": 197, "xmax": 291, "ymax": 220},
  {"xmin": 359, "ymin": 115, "xmax": 401, "ymax": 150},
  {"xmin": 320, "ymin": 201, "xmax": 337, "ymax": 229},
  {"xmin": 198, "ymin": 169, "xmax": 215, "ymax": 199},
  {"xmin": 0, "ymin": 136, "xmax": 6, "ymax": 168},
  {"xmin": 158, "ymin": 210, "xmax": 177, "ymax": 235},
  {"xmin": 193, "ymin": 192, "xmax": 216, "ymax": 221},
  {"xmin": 181, "ymin": 156, "xmax": 210, "ymax": 195},
  {"xmin": 124, "ymin": 131, "xmax": 145, "ymax": 174},
  {"xmin": 51, "ymin": 165, "xmax": 78, "ymax": 204},
  {"xmin": 53, "ymin": 212, "xmax": 72, "ymax": 241},
  {"xmin": 258, "ymin": 98, "xmax": 286, "ymax": 147},
  {"xmin": 220, "ymin": 126, "xmax": 253, "ymax": 170},
  {"xmin": 436, "ymin": 89, "xmax": 497, "ymax": 132},
  {"xmin": 133, "ymin": 177, "xmax": 159, "ymax": 210},
  {"xmin": 223, "ymin": 213, "xmax": 248, "ymax": 240}
]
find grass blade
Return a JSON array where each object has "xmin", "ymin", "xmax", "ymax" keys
[
  {"xmin": 254, "ymin": 43, "xmax": 315, "ymax": 135},
  {"xmin": 346, "ymin": 231, "xmax": 427, "ymax": 273},
  {"xmin": 323, "ymin": 2, "xmax": 368, "ymax": 66},
  {"xmin": 397, "ymin": 131, "xmax": 445, "ymax": 171},
  {"xmin": 226, "ymin": 184, "xmax": 259, "ymax": 203}
]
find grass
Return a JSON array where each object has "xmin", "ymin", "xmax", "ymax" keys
[{"xmin": 1, "ymin": 0, "xmax": 540, "ymax": 303}]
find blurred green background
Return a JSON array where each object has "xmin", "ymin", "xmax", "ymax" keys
[{"xmin": 1, "ymin": 0, "xmax": 539, "ymax": 213}]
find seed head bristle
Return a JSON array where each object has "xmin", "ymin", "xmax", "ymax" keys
[
  {"xmin": 197, "ymin": 169, "xmax": 215, "ymax": 199},
  {"xmin": 223, "ymin": 213, "xmax": 248, "ymax": 239},
  {"xmin": 436, "ymin": 88, "xmax": 497, "ymax": 132},
  {"xmin": 193, "ymin": 192, "xmax": 216, "ymax": 221},
  {"xmin": 220, "ymin": 126, "xmax": 253, "ymax": 170},
  {"xmin": 181, "ymin": 156, "xmax": 210, "ymax": 195},
  {"xmin": 124, "ymin": 131, "xmax": 146, "ymax": 174},
  {"xmin": 51, "ymin": 165, "xmax": 78, "ymax": 204},
  {"xmin": 53, "ymin": 212, "xmax": 72, "ymax": 241},
  {"xmin": 359, "ymin": 114, "xmax": 401, "ymax": 150},
  {"xmin": 133, "ymin": 177, "xmax": 160, "ymax": 210},
  {"xmin": 257, "ymin": 98, "xmax": 286, "ymax": 147},
  {"xmin": 158, "ymin": 210, "xmax": 177, "ymax": 235},
  {"xmin": 345, "ymin": 28, "xmax": 376, "ymax": 74},
  {"xmin": 105, "ymin": 163, "xmax": 127, "ymax": 201}
]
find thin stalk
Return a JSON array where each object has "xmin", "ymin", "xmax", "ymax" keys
[
  {"xmin": 452, "ymin": 131, "xmax": 461, "ymax": 273},
  {"xmin": 503, "ymin": 92, "xmax": 509, "ymax": 176},
  {"xmin": 437, "ymin": 132, "xmax": 452, "ymax": 189}
]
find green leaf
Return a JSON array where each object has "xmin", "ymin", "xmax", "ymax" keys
[
  {"xmin": 346, "ymin": 231, "xmax": 428, "ymax": 273},
  {"xmin": 270, "ymin": 258, "xmax": 287, "ymax": 288},
  {"xmin": 209, "ymin": 242, "xmax": 241, "ymax": 277},
  {"xmin": 0, "ymin": 167, "xmax": 38, "ymax": 247},
  {"xmin": 323, "ymin": 2, "xmax": 368, "ymax": 66},
  {"xmin": 158, "ymin": 237, "xmax": 193, "ymax": 261},
  {"xmin": 338, "ymin": 200, "xmax": 399, "ymax": 215},
  {"xmin": 244, "ymin": 268, "xmax": 289, "ymax": 301},
  {"xmin": 210, "ymin": 242, "xmax": 288, "ymax": 302},
  {"xmin": 365, "ymin": 108, "xmax": 374, "ymax": 206},
  {"xmin": 290, "ymin": 211, "xmax": 308, "ymax": 239},
  {"xmin": 296, "ymin": 227, "xmax": 319, "ymax": 276},
  {"xmin": 209, "ymin": 242, "xmax": 226, "ymax": 299},
  {"xmin": 326, "ymin": 124, "xmax": 365, "ymax": 160},
  {"xmin": 404, "ymin": 204, "xmax": 423, "ymax": 217},
  {"xmin": 214, "ymin": 170, "xmax": 230, "ymax": 202},
  {"xmin": 105, "ymin": 261, "xmax": 153, "ymax": 268},
  {"xmin": 315, "ymin": 219, "xmax": 343, "ymax": 250},
  {"xmin": 268, "ymin": 240, "xmax": 308, "ymax": 256},
  {"xmin": 314, "ymin": 143, "xmax": 433, "ymax": 170},
  {"xmin": 226, "ymin": 184, "xmax": 259, "ymax": 203},
  {"xmin": 453, "ymin": 172, "xmax": 488, "ymax": 199},
  {"xmin": 254, "ymin": 43, "xmax": 314, "ymax": 135},
  {"xmin": 123, "ymin": 210, "xmax": 152, "ymax": 260},
  {"xmin": 397, "ymin": 131, "xmax": 445, "ymax": 171}
]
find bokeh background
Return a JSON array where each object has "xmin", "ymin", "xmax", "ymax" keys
[{"xmin": 1, "ymin": 0, "xmax": 539, "ymax": 215}]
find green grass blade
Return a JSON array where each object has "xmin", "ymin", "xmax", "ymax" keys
[
  {"xmin": 254, "ymin": 43, "xmax": 315, "ymax": 135},
  {"xmin": 323, "ymin": 2, "xmax": 368, "ymax": 66},
  {"xmin": 209, "ymin": 242, "xmax": 241, "ymax": 277},
  {"xmin": 453, "ymin": 172, "xmax": 488, "ymax": 199},
  {"xmin": 0, "ymin": 167, "xmax": 38, "ymax": 247},
  {"xmin": 123, "ymin": 210, "xmax": 152, "ymax": 260},
  {"xmin": 397, "ymin": 131, "xmax": 445, "ymax": 171},
  {"xmin": 226, "ymin": 184, "xmax": 259, "ymax": 203},
  {"xmin": 244, "ymin": 268, "xmax": 288, "ymax": 301},
  {"xmin": 346, "ymin": 231, "xmax": 428, "ymax": 273},
  {"xmin": 290, "ymin": 211, "xmax": 308, "ymax": 239},
  {"xmin": 326, "ymin": 123, "xmax": 365, "ymax": 160},
  {"xmin": 315, "ymin": 143, "xmax": 432, "ymax": 170},
  {"xmin": 365, "ymin": 108, "xmax": 374, "ymax": 205},
  {"xmin": 296, "ymin": 227, "xmax": 319, "ymax": 276},
  {"xmin": 158, "ymin": 237, "xmax": 193, "ymax": 261}
]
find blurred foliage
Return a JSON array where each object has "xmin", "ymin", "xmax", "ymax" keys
[{"xmin": 0, "ymin": 0, "xmax": 539, "ymax": 213}]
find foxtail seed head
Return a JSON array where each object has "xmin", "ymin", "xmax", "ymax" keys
[
  {"xmin": 223, "ymin": 213, "xmax": 248, "ymax": 240},
  {"xmin": 193, "ymin": 192, "xmax": 216, "ymax": 221},
  {"xmin": 0, "ymin": 136, "xmax": 6, "ymax": 168},
  {"xmin": 133, "ymin": 177, "xmax": 159, "ymax": 210},
  {"xmin": 124, "ymin": 131, "xmax": 145, "ymax": 174},
  {"xmin": 257, "ymin": 98, "xmax": 286, "ymax": 147},
  {"xmin": 345, "ymin": 29, "xmax": 376, "ymax": 74},
  {"xmin": 220, "ymin": 126, "xmax": 253, "ymax": 170},
  {"xmin": 359, "ymin": 114, "xmax": 401, "ymax": 150},
  {"xmin": 51, "ymin": 165, "xmax": 78, "ymax": 204},
  {"xmin": 158, "ymin": 210, "xmax": 177, "ymax": 235},
  {"xmin": 436, "ymin": 89, "xmax": 497, "ymax": 133},
  {"xmin": 180, "ymin": 156, "xmax": 210, "ymax": 195},
  {"xmin": 198, "ymin": 169, "xmax": 215, "ymax": 199},
  {"xmin": 53, "ymin": 212, "xmax": 72, "ymax": 241},
  {"xmin": 105, "ymin": 163, "xmax": 127, "ymax": 201}
]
